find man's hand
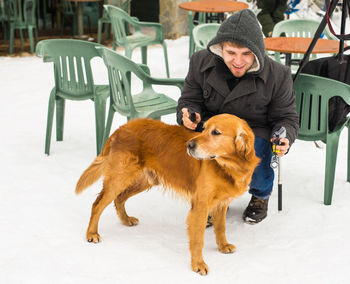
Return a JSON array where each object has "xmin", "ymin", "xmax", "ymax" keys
[
  {"xmin": 182, "ymin": 108, "xmax": 201, "ymax": 130},
  {"xmin": 270, "ymin": 137, "xmax": 290, "ymax": 157}
]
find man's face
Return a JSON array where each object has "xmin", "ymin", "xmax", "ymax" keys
[{"xmin": 222, "ymin": 42, "xmax": 255, "ymax": 78}]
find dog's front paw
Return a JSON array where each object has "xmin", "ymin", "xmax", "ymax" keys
[
  {"xmin": 191, "ymin": 260, "xmax": 209, "ymax": 275},
  {"xmin": 218, "ymin": 243, "xmax": 236, "ymax": 253},
  {"xmin": 86, "ymin": 232, "xmax": 101, "ymax": 243},
  {"xmin": 122, "ymin": 216, "xmax": 139, "ymax": 226}
]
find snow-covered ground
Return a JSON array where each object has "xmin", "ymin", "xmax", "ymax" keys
[{"xmin": 1, "ymin": 5, "xmax": 350, "ymax": 284}]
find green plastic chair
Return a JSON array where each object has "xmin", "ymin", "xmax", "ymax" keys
[
  {"xmin": 271, "ymin": 19, "xmax": 338, "ymax": 66},
  {"xmin": 293, "ymin": 74, "xmax": 350, "ymax": 205},
  {"xmin": 96, "ymin": 47, "xmax": 184, "ymax": 149},
  {"xmin": 36, "ymin": 39, "xmax": 110, "ymax": 155},
  {"xmin": 192, "ymin": 23, "xmax": 220, "ymax": 52},
  {"xmin": 97, "ymin": 0, "xmax": 131, "ymax": 44},
  {"xmin": 187, "ymin": 12, "xmax": 224, "ymax": 58},
  {"xmin": 4, "ymin": 0, "xmax": 38, "ymax": 54},
  {"xmin": 104, "ymin": 4, "xmax": 170, "ymax": 78}
]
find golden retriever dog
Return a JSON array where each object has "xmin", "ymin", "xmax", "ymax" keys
[{"xmin": 76, "ymin": 113, "xmax": 260, "ymax": 275}]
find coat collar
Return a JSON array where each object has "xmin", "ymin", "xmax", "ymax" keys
[{"xmin": 200, "ymin": 54, "xmax": 270, "ymax": 103}]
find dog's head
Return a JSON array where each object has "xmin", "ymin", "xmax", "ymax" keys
[{"xmin": 187, "ymin": 114, "xmax": 257, "ymax": 162}]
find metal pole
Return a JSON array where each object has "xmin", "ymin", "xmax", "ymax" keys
[{"xmin": 278, "ymin": 157, "xmax": 282, "ymax": 211}]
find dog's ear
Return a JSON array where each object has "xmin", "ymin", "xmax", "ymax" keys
[{"xmin": 235, "ymin": 128, "xmax": 255, "ymax": 161}]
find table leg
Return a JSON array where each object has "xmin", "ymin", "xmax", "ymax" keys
[
  {"xmin": 285, "ymin": 53, "xmax": 292, "ymax": 66},
  {"xmin": 77, "ymin": 2, "xmax": 84, "ymax": 37}
]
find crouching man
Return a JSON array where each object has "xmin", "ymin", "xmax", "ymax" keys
[{"xmin": 177, "ymin": 9, "xmax": 299, "ymax": 224}]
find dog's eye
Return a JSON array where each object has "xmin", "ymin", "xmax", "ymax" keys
[{"xmin": 211, "ymin": 129, "xmax": 221, "ymax": 136}]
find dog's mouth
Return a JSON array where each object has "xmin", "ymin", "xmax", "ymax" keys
[{"xmin": 187, "ymin": 149, "xmax": 217, "ymax": 160}]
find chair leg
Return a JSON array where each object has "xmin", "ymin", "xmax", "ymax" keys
[
  {"xmin": 61, "ymin": 17, "xmax": 65, "ymax": 37},
  {"xmin": 162, "ymin": 42, "xmax": 170, "ymax": 78},
  {"xmin": 101, "ymin": 107, "xmax": 115, "ymax": 152},
  {"xmin": 34, "ymin": 28, "xmax": 38, "ymax": 44},
  {"xmin": 112, "ymin": 34, "xmax": 117, "ymax": 50},
  {"xmin": 2, "ymin": 21, "xmax": 8, "ymax": 43},
  {"xmin": 19, "ymin": 29, "xmax": 24, "ymax": 48},
  {"xmin": 105, "ymin": 23, "xmax": 110, "ymax": 42},
  {"xmin": 9, "ymin": 26, "xmax": 14, "ymax": 54},
  {"xmin": 55, "ymin": 97, "xmax": 65, "ymax": 141},
  {"xmin": 324, "ymin": 134, "xmax": 341, "ymax": 205},
  {"xmin": 73, "ymin": 16, "xmax": 78, "ymax": 36},
  {"xmin": 94, "ymin": 96, "xmax": 107, "ymax": 155},
  {"xmin": 45, "ymin": 91, "xmax": 56, "ymax": 155},
  {"xmin": 97, "ymin": 20, "xmax": 103, "ymax": 43},
  {"xmin": 28, "ymin": 27, "xmax": 34, "ymax": 54},
  {"xmin": 87, "ymin": 16, "xmax": 92, "ymax": 37},
  {"xmin": 141, "ymin": 46, "xmax": 147, "ymax": 65}
]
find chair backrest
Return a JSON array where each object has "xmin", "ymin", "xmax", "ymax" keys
[
  {"xmin": 193, "ymin": 23, "xmax": 220, "ymax": 51},
  {"xmin": 23, "ymin": 0, "xmax": 36, "ymax": 25},
  {"xmin": 4, "ymin": 0, "xmax": 36, "ymax": 24},
  {"xmin": 3, "ymin": 0, "xmax": 21, "ymax": 22},
  {"xmin": 62, "ymin": 0, "xmax": 74, "ymax": 15},
  {"xmin": 0, "ymin": 1, "xmax": 6, "ymax": 20},
  {"xmin": 36, "ymin": 39, "xmax": 103, "ymax": 99},
  {"xmin": 105, "ymin": 0, "xmax": 130, "ymax": 11},
  {"xmin": 101, "ymin": 0, "xmax": 130, "ymax": 22},
  {"xmin": 97, "ymin": 46, "xmax": 154, "ymax": 117},
  {"xmin": 104, "ymin": 4, "xmax": 134, "ymax": 46},
  {"xmin": 293, "ymin": 74, "xmax": 350, "ymax": 141},
  {"xmin": 272, "ymin": 19, "xmax": 338, "ymax": 63},
  {"xmin": 272, "ymin": 19, "xmax": 336, "ymax": 40}
]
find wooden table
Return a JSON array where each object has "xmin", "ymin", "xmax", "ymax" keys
[
  {"xmin": 264, "ymin": 37, "xmax": 341, "ymax": 66},
  {"xmin": 178, "ymin": 0, "xmax": 249, "ymax": 13},
  {"xmin": 67, "ymin": 0, "xmax": 102, "ymax": 40}
]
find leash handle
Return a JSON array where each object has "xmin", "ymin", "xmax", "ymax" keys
[
  {"xmin": 271, "ymin": 126, "xmax": 286, "ymax": 211},
  {"xmin": 189, "ymin": 112, "xmax": 197, "ymax": 123}
]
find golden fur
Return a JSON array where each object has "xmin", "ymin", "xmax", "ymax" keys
[{"xmin": 76, "ymin": 113, "xmax": 260, "ymax": 275}]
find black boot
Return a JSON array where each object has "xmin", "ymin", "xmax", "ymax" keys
[{"xmin": 243, "ymin": 195, "xmax": 269, "ymax": 224}]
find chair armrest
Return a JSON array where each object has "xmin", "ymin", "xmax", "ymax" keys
[
  {"xmin": 36, "ymin": 41, "xmax": 44, "ymax": 57},
  {"xmin": 137, "ymin": 63, "xmax": 184, "ymax": 90},
  {"xmin": 146, "ymin": 76, "xmax": 185, "ymax": 91},
  {"xmin": 35, "ymin": 40, "xmax": 54, "ymax": 62},
  {"xmin": 134, "ymin": 21, "xmax": 165, "ymax": 41}
]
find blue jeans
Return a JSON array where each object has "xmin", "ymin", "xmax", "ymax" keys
[{"xmin": 249, "ymin": 137, "xmax": 274, "ymax": 199}]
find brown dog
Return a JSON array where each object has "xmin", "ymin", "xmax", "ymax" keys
[{"xmin": 76, "ymin": 113, "xmax": 260, "ymax": 275}]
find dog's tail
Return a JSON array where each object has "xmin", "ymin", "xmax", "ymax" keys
[{"xmin": 75, "ymin": 138, "xmax": 111, "ymax": 195}]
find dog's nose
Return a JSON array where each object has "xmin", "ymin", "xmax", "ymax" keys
[{"xmin": 187, "ymin": 140, "xmax": 196, "ymax": 151}]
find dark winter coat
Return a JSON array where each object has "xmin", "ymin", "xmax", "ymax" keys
[{"xmin": 176, "ymin": 50, "xmax": 299, "ymax": 144}]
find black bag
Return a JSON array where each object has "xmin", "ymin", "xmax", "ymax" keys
[{"xmin": 301, "ymin": 55, "xmax": 350, "ymax": 131}]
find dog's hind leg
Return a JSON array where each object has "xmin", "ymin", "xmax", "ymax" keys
[
  {"xmin": 86, "ymin": 187, "xmax": 117, "ymax": 243},
  {"xmin": 114, "ymin": 176, "xmax": 153, "ymax": 226},
  {"xmin": 212, "ymin": 203, "xmax": 236, "ymax": 253}
]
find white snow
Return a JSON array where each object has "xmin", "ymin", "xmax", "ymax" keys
[{"xmin": 1, "ymin": 6, "xmax": 350, "ymax": 284}]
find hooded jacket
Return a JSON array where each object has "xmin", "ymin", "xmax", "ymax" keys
[{"xmin": 177, "ymin": 9, "xmax": 299, "ymax": 144}]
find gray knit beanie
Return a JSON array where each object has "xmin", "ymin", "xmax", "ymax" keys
[{"xmin": 208, "ymin": 9, "xmax": 265, "ymax": 74}]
